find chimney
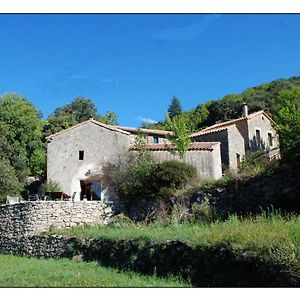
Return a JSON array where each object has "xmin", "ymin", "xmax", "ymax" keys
[{"xmin": 243, "ymin": 103, "xmax": 248, "ymax": 117}]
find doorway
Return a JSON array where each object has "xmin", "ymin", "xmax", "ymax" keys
[{"xmin": 80, "ymin": 180, "xmax": 101, "ymax": 200}]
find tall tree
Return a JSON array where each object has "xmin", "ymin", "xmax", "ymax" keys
[
  {"xmin": 0, "ymin": 93, "xmax": 45, "ymax": 179},
  {"xmin": 168, "ymin": 97, "xmax": 182, "ymax": 119},
  {"xmin": 44, "ymin": 97, "xmax": 119, "ymax": 136},
  {"xmin": 274, "ymin": 87, "xmax": 300, "ymax": 161},
  {"xmin": 166, "ymin": 113, "xmax": 192, "ymax": 158}
]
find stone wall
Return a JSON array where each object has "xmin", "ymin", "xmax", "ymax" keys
[
  {"xmin": 0, "ymin": 235, "xmax": 75, "ymax": 258},
  {"xmin": 0, "ymin": 200, "xmax": 118, "ymax": 242},
  {"xmin": 188, "ymin": 164, "xmax": 300, "ymax": 217}
]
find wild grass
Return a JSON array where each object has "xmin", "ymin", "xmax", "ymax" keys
[
  {"xmin": 0, "ymin": 254, "xmax": 190, "ymax": 287},
  {"xmin": 51, "ymin": 212, "xmax": 300, "ymax": 265}
]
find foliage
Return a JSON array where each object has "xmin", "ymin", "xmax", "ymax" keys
[
  {"xmin": 104, "ymin": 154, "xmax": 157, "ymax": 203},
  {"xmin": 0, "ymin": 255, "xmax": 189, "ymax": 287},
  {"xmin": 238, "ymin": 150, "xmax": 272, "ymax": 176},
  {"xmin": 274, "ymin": 88, "xmax": 300, "ymax": 161},
  {"xmin": 168, "ymin": 96, "xmax": 182, "ymax": 118},
  {"xmin": 151, "ymin": 160, "xmax": 197, "ymax": 198},
  {"xmin": 0, "ymin": 93, "xmax": 45, "ymax": 179},
  {"xmin": 104, "ymin": 155, "xmax": 196, "ymax": 203},
  {"xmin": 54, "ymin": 96, "xmax": 98, "ymax": 123},
  {"xmin": 42, "ymin": 180, "xmax": 62, "ymax": 193},
  {"xmin": 0, "ymin": 159, "xmax": 23, "ymax": 203},
  {"xmin": 191, "ymin": 200, "xmax": 216, "ymax": 223},
  {"xmin": 166, "ymin": 114, "xmax": 192, "ymax": 158},
  {"xmin": 133, "ymin": 130, "xmax": 152, "ymax": 160},
  {"xmin": 96, "ymin": 111, "xmax": 118, "ymax": 125},
  {"xmin": 29, "ymin": 148, "xmax": 46, "ymax": 178},
  {"xmin": 148, "ymin": 76, "xmax": 300, "ymax": 138},
  {"xmin": 43, "ymin": 96, "xmax": 119, "ymax": 136},
  {"xmin": 43, "ymin": 113, "xmax": 78, "ymax": 137},
  {"xmin": 54, "ymin": 212, "xmax": 300, "ymax": 266}
]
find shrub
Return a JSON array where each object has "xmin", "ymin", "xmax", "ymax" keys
[
  {"xmin": 0, "ymin": 159, "xmax": 23, "ymax": 203},
  {"xmin": 191, "ymin": 200, "xmax": 216, "ymax": 223},
  {"xmin": 104, "ymin": 157, "xmax": 197, "ymax": 203},
  {"xmin": 103, "ymin": 154, "xmax": 158, "ymax": 203},
  {"xmin": 239, "ymin": 150, "xmax": 273, "ymax": 177},
  {"xmin": 43, "ymin": 180, "xmax": 62, "ymax": 192},
  {"xmin": 150, "ymin": 160, "xmax": 197, "ymax": 198}
]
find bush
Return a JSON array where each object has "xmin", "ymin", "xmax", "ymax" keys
[
  {"xmin": 191, "ymin": 200, "xmax": 216, "ymax": 223},
  {"xmin": 103, "ymin": 154, "xmax": 157, "ymax": 203},
  {"xmin": 0, "ymin": 159, "xmax": 23, "ymax": 203},
  {"xmin": 151, "ymin": 160, "xmax": 197, "ymax": 198},
  {"xmin": 104, "ymin": 157, "xmax": 197, "ymax": 203},
  {"xmin": 238, "ymin": 150, "xmax": 274, "ymax": 177},
  {"xmin": 42, "ymin": 180, "xmax": 62, "ymax": 193}
]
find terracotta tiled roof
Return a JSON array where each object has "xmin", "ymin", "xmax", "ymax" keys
[
  {"xmin": 191, "ymin": 110, "xmax": 275, "ymax": 137},
  {"xmin": 46, "ymin": 119, "xmax": 130, "ymax": 140},
  {"xmin": 130, "ymin": 142, "xmax": 219, "ymax": 151},
  {"xmin": 115, "ymin": 126, "xmax": 173, "ymax": 136}
]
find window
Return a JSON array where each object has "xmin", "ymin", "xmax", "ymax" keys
[
  {"xmin": 236, "ymin": 153, "xmax": 241, "ymax": 169},
  {"xmin": 79, "ymin": 150, "xmax": 84, "ymax": 160},
  {"xmin": 268, "ymin": 133, "xmax": 273, "ymax": 147},
  {"xmin": 153, "ymin": 136, "xmax": 159, "ymax": 144},
  {"xmin": 255, "ymin": 129, "xmax": 261, "ymax": 144}
]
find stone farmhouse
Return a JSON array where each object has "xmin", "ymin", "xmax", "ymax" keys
[
  {"xmin": 191, "ymin": 105, "xmax": 280, "ymax": 170},
  {"xmin": 46, "ymin": 105, "xmax": 280, "ymax": 202}
]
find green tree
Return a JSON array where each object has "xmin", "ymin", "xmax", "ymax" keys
[
  {"xmin": 0, "ymin": 93, "xmax": 45, "ymax": 179},
  {"xmin": 0, "ymin": 159, "xmax": 23, "ymax": 203},
  {"xmin": 43, "ymin": 96, "xmax": 97, "ymax": 136},
  {"xmin": 44, "ymin": 97, "xmax": 119, "ymax": 136},
  {"xmin": 43, "ymin": 113, "xmax": 78, "ymax": 137},
  {"xmin": 97, "ymin": 111, "xmax": 118, "ymax": 125},
  {"xmin": 166, "ymin": 113, "xmax": 192, "ymax": 158},
  {"xmin": 168, "ymin": 97, "xmax": 182, "ymax": 118},
  {"xmin": 56, "ymin": 96, "xmax": 97, "ymax": 123},
  {"xmin": 274, "ymin": 88, "xmax": 300, "ymax": 161}
]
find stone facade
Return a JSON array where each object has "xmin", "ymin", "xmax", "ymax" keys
[
  {"xmin": 192, "ymin": 110, "xmax": 280, "ymax": 170},
  {"xmin": 47, "ymin": 120, "xmax": 131, "ymax": 201}
]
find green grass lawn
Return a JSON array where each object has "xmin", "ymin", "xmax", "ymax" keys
[
  {"xmin": 0, "ymin": 254, "xmax": 190, "ymax": 287},
  {"xmin": 50, "ymin": 213, "xmax": 300, "ymax": 265}
]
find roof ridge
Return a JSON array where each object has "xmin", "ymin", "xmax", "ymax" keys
[
  {"xmin": 115, "ymin": 125, "xmax": 173, "ymax": 135},
  {"xmin": 46, "ymin": 119, "xmax": 130, "ymax": 140},
  {"xmin": 190, "ymin": 110, "xmax": 275, "ymax": 138}
]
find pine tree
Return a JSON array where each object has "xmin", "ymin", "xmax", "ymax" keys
[{"xmin": 168, "ymin": 97, "xmax": 182, "ymax": 118}]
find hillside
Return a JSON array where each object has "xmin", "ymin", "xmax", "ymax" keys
[{"xmin": 144, "ymin": 76, "xmax": 300, "ymax": 130}]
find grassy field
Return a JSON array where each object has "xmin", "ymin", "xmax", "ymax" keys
[
  {"xmin": 0, "ymin": 254, "xmax": 190, "ymax": 287},
  {"xmin": 50, "ymin": 213, "xmax": 300, "ymax": 265}
]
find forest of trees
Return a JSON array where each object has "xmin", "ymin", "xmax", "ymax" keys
[{"xmin": 0, "ymin": 76, "xmax": 300, "ymax": 202}]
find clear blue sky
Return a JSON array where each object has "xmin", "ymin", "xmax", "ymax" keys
[{"xmin": 1, "ymin": 14, "xmax": 300, "ymax": 127}]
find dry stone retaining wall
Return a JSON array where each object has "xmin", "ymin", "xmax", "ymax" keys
[{"xmin": 0, "ymin": 201, "xmax": 118, "ymax": 242}]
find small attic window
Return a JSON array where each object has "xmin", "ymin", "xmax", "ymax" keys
[{"xmin": 79, "ymin": 150, "xmax": 84, "ymax": 160}]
